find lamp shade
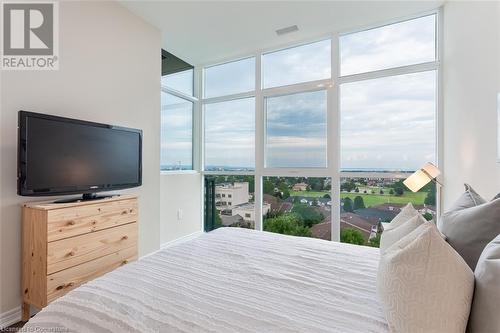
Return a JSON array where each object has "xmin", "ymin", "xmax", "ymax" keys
[{"xmin": 403, "ymin": 162, "xmax": 441, "ymax": 192}]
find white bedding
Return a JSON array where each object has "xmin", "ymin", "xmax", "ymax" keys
[{"xmin": 23, "ymin": 228, "xmax": 388, "ymax": 333}]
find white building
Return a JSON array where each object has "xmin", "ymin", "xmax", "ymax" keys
[
  {"xmin": 233, "ymin": 202, "xmax": 271, "ymax": 223},
  {"xmin": 215, "ymin": 182, "xmax": 250, "ymax": 209}
]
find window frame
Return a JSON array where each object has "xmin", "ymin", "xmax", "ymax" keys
[
  {"xmin": 198, "ymin": 9, "xmax": 442, "ymax": 240},
  {"xmin": 161, "ymin": 70, "xmax": 199, "ymax": 175}
]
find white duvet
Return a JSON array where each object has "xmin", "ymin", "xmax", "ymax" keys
[{"xmin": 23, "ymin": 228, "xmax": 388, "ymax": 333}]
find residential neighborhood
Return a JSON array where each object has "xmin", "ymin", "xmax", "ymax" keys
[{"xmin": 209, "ymin": 175, "xmax": 436, "ymax": 248}]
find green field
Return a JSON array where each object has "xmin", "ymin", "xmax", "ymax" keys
[{"xmin": 290, "ymin": 190, "xmax": 426, "ymax": 207}]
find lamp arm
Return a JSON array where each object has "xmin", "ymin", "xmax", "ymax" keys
[{"xmin": 421, "ymin": 168, "xmax": 443, "ymax": 187}]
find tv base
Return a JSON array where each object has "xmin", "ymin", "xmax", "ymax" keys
[{"xmin": 53, "ymin": 193, "xmax": 120, "ymax": 204}]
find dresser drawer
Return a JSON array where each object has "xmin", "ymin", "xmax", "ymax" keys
[
  {"xmin": 47, "ymin": 222, "xmax": 137, "ymax": 275},
  {"xmin": 47, "ymin": 199, "xmax": 138, "ymax": 242},
  {"xmin": 47, "ymin": 246, "xmax": 137, "ymax": 303}
]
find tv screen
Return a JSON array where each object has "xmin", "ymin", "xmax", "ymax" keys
[{"xmin": 18, "ymin": 111, "xmax": 142, "ymax": 197}]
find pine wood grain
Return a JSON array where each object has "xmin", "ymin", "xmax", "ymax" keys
[
  {"xmin": 46, "ymin": 198, "xmax": 138, "ymax": 242},
  {"xmin": 47, "ymin": 246, "xmax": 137, "ymax": 303},
  {"xmin": 47, "ymin": 222, "xmax": 137, "ymax": 275},
  {"xmin": 21, "ymin": 196, "xmax": 139, "ymax": 320}
]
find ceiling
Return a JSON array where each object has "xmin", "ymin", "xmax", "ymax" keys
[{"xmin": 121, "ymin": 1, "xmax": 443, "ymax": 66}]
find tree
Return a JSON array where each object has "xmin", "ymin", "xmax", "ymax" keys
[
  {"xmin": 379, "ymin": 189, "xmax": 384, "ymax": 195},
  {"xmin": 353, "ymin": 196, "xmax": 365, "ymax": 210},
  {"xmin": 343, "ymin": 197, "xmax": 354, "ymax": 212},
  {"xmin": 278, "ymin": 182, "xmax": 290, "ymax": 199},
  {"xmin": 389, "ymin": 189, "xmax": 395, "ymax": 195},
  {"xmin": 323, "ymin": 193, "xmax": 331, "ymax": 199},
  {"xmin": 341, "ymin": 181, "xmax": 356, "ymax": 192},
  {"xmin": 391, "ymin": 180, "xmax": 406, "ymax": 196},
  {"xmin": 354, "ymin": 187, "xmax": 360, "ymax": 193},
  {"xmin": 263, "ymin": 213, "xmax": 312, "ymax": 237},
  {"xmin": 214, "ymin": 210, "xmax": 223, "ymax": 229},
  {"xmin": 309, "ymin": 178, "xmax": 323, "ymax": 191},
  {"xmin": 341, "ymin": 229, "xmax": 365, "ymax": 245},
  {"xmin": 263, "ymin": 180, "xmax": 275, "ymax": 195},
  {"xmin": 292, "ymin": 204, "xmax": 324, "ymax": 227},
  {"xmin": 422, "ymin": 212, "xmax": 433, "ymax": 221},
  {"xmin": 425, "ymin": 191, "xmax": 436, "ymax": 206},
  {"xmin": 368, "ymin": 233, "xmax": 381, "ymax": 248},
  {"xmin": 395, "ymin": 187, "xmax": 404, "ymax": 196}
]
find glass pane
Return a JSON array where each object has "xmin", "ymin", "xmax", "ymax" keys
[
  {"xmin": 340, "ymin": 15, "xmax": 436, "ymax": 76},
  {"xmin": 263, "ymin": 39, "xmax": 331, "ymax": 88},
  {"xmin": 266, "ymin": 90, "xmax": 327, "ymax": 168},
  {"xmin": 207, "ymin": 175, "xmax": 256, "ymax": 229},
  {"xmin": 205, "ymin": 98, "xmax": 255, "ymax": 171},
  {"xmin": 263, "ymin": 177, "xmax": 331, "ymax": 240},
  {"xmin": 161, "ymin": 69, "xmax": 193, "ymax": 96},
  {"xmin": 339, "ymin": 175, "xmax": 437, "ymax": 248},
  {"xmin": 161, "ymin": 92, "xmax": 193, "ymax": 170},
  {"xmin": 204, "ymin": 57, "xmax": 255, "ymax": 98},
  {"xmin": 340, "ymin": 71, "xmax": 436, "ymax": 171}
]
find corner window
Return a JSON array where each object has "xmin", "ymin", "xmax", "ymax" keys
[{"xmin": 161, "ymin": 92, "xmax": 193, "ymax": 170}]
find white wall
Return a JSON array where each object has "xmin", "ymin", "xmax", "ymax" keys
[
  {"xmin": 160, "ymin": 173, "xmax": 202, "ymax": 244},
  {"xmin": 442, "ymin": 1, "xmax": 500, "ymax": 208},
  {"xmin": 0, "ymin": 1, "xmax": 161, "ymax": 320}
]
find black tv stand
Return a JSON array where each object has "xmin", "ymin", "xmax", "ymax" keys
[{"xmin": 53, "ymin": 193, "xmax": 119, "ymax": 204}]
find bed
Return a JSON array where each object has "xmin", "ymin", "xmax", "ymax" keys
[{"xmin": 23, "ymin": 228, "xmax": 388, "ymax": 333}]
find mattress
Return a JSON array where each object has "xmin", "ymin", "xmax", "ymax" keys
[{"xmin": 23, "ymin": 228, "xmax": 388, "ymax": 333}]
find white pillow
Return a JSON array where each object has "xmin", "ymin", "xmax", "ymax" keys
[
  {"xmin": 383, "ymin": 203, "xmax": 419, "ymax": 231},
  {"xmin": 380, "ymin": 214, "xmax": 425, "ymax": 254},
  {"xmin": 377, "ymin": 223, "xmax": 474, "ymax": 333}
]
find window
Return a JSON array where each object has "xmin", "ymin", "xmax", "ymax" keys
[
  {"xmin": 204, "ymin": 98, "xmax": 255, "ymax": 171},
  {"xmin": 340, "ymin": 71, "xmax": 436, "ymax": 171},
  {"xmin": 340, "ymin": 14, "xmax": 436, "ymax": 76},
  {"xmin": 262, "ymin": 39, "xmax": 331, "ymax": 88},
  {"xmin": 263, "ymin": 177, "xmax": 332, "ymax": 240},
  {"xmin": 339, "ymin": 176, "xmax": 436, "ymax": 248},
  {"xmin": 338, "ymin": 14, "xmax": 438, "ymax": 247},
  {"xmin": 161, "ymin": 92, "xmax": 193, "ymax": 170},
  {"xmin": 266, "ymin": 90, "xmax": 327, "ymax": 168},
  {"xmin": 206, "ymin": 175, "xmax": 256, "ymax": 230},
  {"xmin": 162, "ymin": 69, "xmax": 194, "ymax": 96},
  {"xmin": 204, "ymin": 57, "xmax": 255, "ymax": 98},
  {"xmin": 201, "ymin": 13, "xmax": 440, "ymax": 240}
]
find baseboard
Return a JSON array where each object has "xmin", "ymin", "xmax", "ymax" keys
[
  {"xmin": 0, "ymin": 306, "xmax": 21, "ymax": 329},
  {"xmin": 161, "ymin": 230, "xmax": 203, "ymax": 249}
]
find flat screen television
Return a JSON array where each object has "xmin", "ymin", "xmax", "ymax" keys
[{"xmin": 18, "ymin": 111, "xmax": 142, "ymax": 202}]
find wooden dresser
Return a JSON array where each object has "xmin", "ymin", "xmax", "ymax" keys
[{"xmin": 21, "ymin": 195, "xmax": 138, "ymax": 321}]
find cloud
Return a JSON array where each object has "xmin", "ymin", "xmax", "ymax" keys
[
  {"xmin": 204, "ymin": 98, "xmax": 255, "ymax": 167},
  {"xmin": 162, "ymin": 15, "xmax": 437, "ymax": 171},
  {"xmin": 340, "ymin": 14, "xmax": 436, "ymax": 76}
]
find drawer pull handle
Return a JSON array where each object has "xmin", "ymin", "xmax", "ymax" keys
[
  {"xmin": 56, "ymin": 282, "xmax": 74, "ymax": 291},
  {"xmin": 122, "ymin": 260, "xmax": 128, "ymax": 265},
  {"xmin": 67, "ymin": 250, "xmax": 76, "ymax": 257},
  {"xmin": 67, "ymin": 220, "xmax": 76, "ymax": 226},
  {"xmin": 121, "ymin": 210, "xmax": 128, "ymax": 215},
  {"xmin": 121, "ymin": 235, "xmax": 128, "ymax": 240}
]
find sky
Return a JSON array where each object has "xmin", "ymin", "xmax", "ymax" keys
[{"xmin": 161, "ymin": 14, "xmax": 437, "ymax": 171}]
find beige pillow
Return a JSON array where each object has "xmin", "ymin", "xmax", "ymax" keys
[
  {"xmin": 377, "ymin": 223, "xmax": 474, "ymax": 333},
  {"xmin": 380, "ymin": 214, "xmax": 425, "ymax": 254},
  {"xmin": 467, "ymin": 234, "xmax": 500, "ymax": 332},
  {"xmin": 382, "ymin": 203, "xmax": 419, "ymax": 231}
]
